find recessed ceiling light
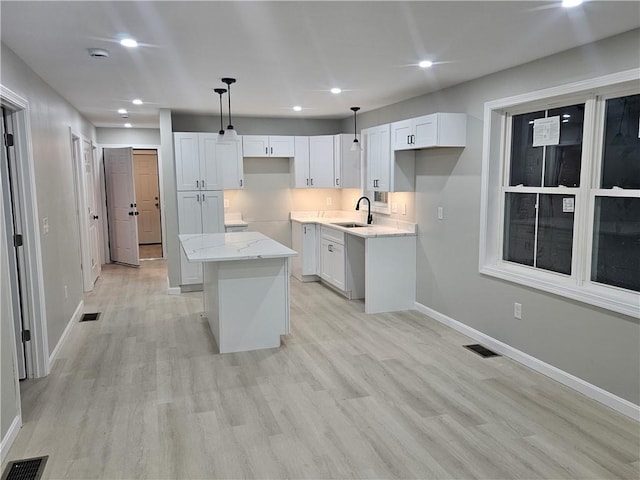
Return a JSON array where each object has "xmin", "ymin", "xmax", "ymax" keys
[
  {"xmin": 293, "ymin": 106, "xmax": 302, "ymax": 112},
  {"xmin": 117, "ymin": 108, "xmax": 127, "ymax": 114},
  {"xmin": 120, "ymin": 38, "xmax": 138, "ymax": 48},
  {"xmin": 132, "ymin": 99, "xmax": 143, "ymax": 105},
  {"xmin": 124, "ymin": 123, "xmax": 132, "ymax": 128},
  {"xmin": 419, "ymin": 60, "xmax": 433, "ymax": 68},
  {"xmin": 330, "ymin": 88, "xmax": 342, "ymax": 94},
  {"xmin": 562, "ymin": 0, "xmax": 582, "ymax": 7}
]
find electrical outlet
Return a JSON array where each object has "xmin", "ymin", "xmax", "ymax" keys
[
  {"xmin": 223, "ymin": 199, "xmax": 229, "ymax": 208},
  {"xmin": 514, "ymin": 302, "xmax": 522, "ymax": 320},
  {"xmin": 402, "ymin": 204, "xmax": 407, "ymax": 215},
  {"xmin": 437, "ymin": 206, "xmax": 444, "ymax": 220},
  {"xmin": 326, "ymin": 197, "xmax": 332, "ymax": 206},
  {"xmin": 391, "ymin": 202, "xmax": 398, "ymax": 213},
  {"xmin": 42, "ymin": 217, "xmax": 49, "ymax": 234}
]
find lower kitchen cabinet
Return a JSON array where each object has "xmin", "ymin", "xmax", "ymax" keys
[
  {"xmin": 320, "ymin": 236, "xmax": 345, "ymax": 291},
  {"xmin": 291, "ymin": 221, "xmax": 318, "ymax": 281},
  {"xmin": 177, "ymin": 190, "xmax": 224, "ymax": 286}
]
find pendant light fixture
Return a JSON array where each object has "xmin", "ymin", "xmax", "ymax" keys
[
  {"xmin": 350, "ymin": 107, "xmax": 362, "ymax": 152},
  {"xmin": 221, "ymin": 77, "xmax": 238, "ymax": 139},
  {"xmin": 214, "ymin": 88, "xmax": 227, "ymax": 137}
]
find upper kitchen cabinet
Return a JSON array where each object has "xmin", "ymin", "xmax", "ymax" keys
[
  {"xmin": 391, "ymin": 113, "xmax": 466, "ymax": 151},
  {"xmin": 174, "ymin": 132, "xmax": 223, "ymax": 191},
  {"xmin": 292, "ymin": 136, "xmax": 335, "ymax": 188},
  {"xmin": 364, "ymin": 124, "xmax": 415, "ymax": 192},
  {"xmin": 242, "ymin": 135, "xmax": 295, "ymax": 157},
  {"xmin": 334, "ymin": 134, "xmax": 361, "ymax": 189},
  {"xmin": 218, "ymin": 138, "xmax": 244, "ymax": 189}
]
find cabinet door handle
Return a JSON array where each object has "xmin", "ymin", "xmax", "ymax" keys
[
  {"xmin": 328, "ymin": 245, "xmax": 333, "ymax": 252},
  {"xmin": 411, "ymin": 134, "xmax": 415, "ymax": 144},
  {"xmin": 271, "ymin": 147, "xmax": 273, "ymax": 155},
  {"xmin": 306, "ymin": 178, "xmax": 309, "ymax": 186},
  {"xmin": 336, "ymin": 178, "xmax": 340, "ymax": 186},
  {"xmin": 407, "ymin": 134, "xmax": 411, "ymax": 145},
  {"xmin": 202, "ymin": 179, "xmax": 206, "ymax": 189},
  {"xmin": 196, "ymin": 180, "xmax": 199, "ymax": 189},
  {"xmin": 310, "ymin": 178, "xmax": 314, "ymax": 186},
  {"xmin": 240, "ymin": 179, "xmax": 243, "ymax": 187}
]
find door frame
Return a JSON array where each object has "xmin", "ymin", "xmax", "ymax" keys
[
  {"xmin": 70, "ymin": 129, "xmax": 93, "ymax": 291},
  {"xmin": 99, "ymin": 143, "xmax": 165, "ymax": 260},
  {"xmin": 1, "ymin": 84, "xmax": 49, "ymax": 378}
]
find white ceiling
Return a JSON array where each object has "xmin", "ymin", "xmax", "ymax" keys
[{"xmin": 2, "ymin": 1, "xmax": 638, "ymax": 128}]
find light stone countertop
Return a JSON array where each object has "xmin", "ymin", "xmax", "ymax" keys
[
  {"xmin": 180, "ymin": 232, "xmax": 297, "ymax": 262},
  {"xmin": 290, "ymin": 210, "xmax": 417, "ymax": 238},
  {"xmin": 224, "ymin": 212, "xmax": 248, "ymax": 227}
]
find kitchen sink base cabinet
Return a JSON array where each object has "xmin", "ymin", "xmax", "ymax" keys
[{"xmin": 204, "ymin": 257, "xmax": 291, "ymax": 354}]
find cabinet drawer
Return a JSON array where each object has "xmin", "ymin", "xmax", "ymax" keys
[{"xmin": 320, "ymin": 226, "xmax": 344, "ymax": 244}]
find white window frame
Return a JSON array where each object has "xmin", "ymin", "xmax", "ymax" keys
[{"xmin": 479, "ymin": 69, "xmax": 640, "ymax": 318}]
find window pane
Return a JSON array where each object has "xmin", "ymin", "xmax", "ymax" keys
[
  {"xmin": 601, "ymin": 94, "xmax": 640, "ymax": 189},
  {"xmin": 509, "ymin": 111, "xmax": 544, "ymax": 186},
  {"xmin": 536, "ymin": 194, "xmax": 574, "ymax": 275},
  {"xmin": 592, "ymin": 197, "xmax": 640, "ymax": 292},
  {"xmin": 545, "ymin": 104, "xmax": 584, "ymax": 187},
  {"xmin": 504, "ymin": 193, "xmax": 536, "ymax": 266}
]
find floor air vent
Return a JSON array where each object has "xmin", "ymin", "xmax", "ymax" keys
[
  {"xmin": 1, "ymin": 456, "xmax": 48, "ymax": 480},
  {"xmin": 80, "ymin": 312, "xmax": 100, "ymax": 322},
  {"xmin": 463, "ymin": 344, "xmax": 500, "ymax": 358}
]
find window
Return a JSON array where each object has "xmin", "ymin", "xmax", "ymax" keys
[{"xmin": 480, "ymin": 71, "xmax": 639, "ymax": 317}]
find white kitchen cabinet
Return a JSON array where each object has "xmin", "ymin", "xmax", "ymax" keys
[
  {"xmin": 319, "ymin": 226, "xmax": 345, "ymax": 291},
  {"xmin": 174, "ymin": 132, "xmax": 223, "ymax": 191},
  {"xmin": 218, "ymin": 138, "xmax": 244, "ymax": 189},
  {"xmin": 391, "ymin": 113, "xmax": 466, "ymax": 150},
  {"xmin": 242, "ymin": 135, "xmax": 295, "ymax": 157},
  {"xmin": 364, "ymin": 124, "xmax": 415, "ymax": 192},
  {"xmin": 177, "ymin": 190, "xmax": 224, "ymax": 285},
  {"xmin": 292, "ymin": 136, "xmax": 334, "ymax": 188},
  {"xmin": 333, "ymin": 134, "xmax": 361, "ymax": 189},
  {"xmin": 291, "ymin": 221, "xmax": 318, "ymax": 281}
]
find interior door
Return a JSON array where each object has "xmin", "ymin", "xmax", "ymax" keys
[
  {"xmin": 133, "ymin": 149, "xmax": 161, "ymax": 244},
  {"xmin": 83, "ymin": 139, "xmax": 101, "ymax": 284},
  {"xmin": 1, "ymin": 106, "xmax": 27, "ymax": 379},
  {"xmin": 104, "ymin": 147, "xmax": 139, "ymax": 266}
]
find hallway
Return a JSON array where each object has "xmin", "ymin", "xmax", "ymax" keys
[{"xmin": 5, "ymin": 261, "xmax": 639, "ymax": 479}]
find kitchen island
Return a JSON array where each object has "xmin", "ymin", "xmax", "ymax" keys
[{"xmin": 179, "ymin": 232, "xmax": 297, "ymax": 353}]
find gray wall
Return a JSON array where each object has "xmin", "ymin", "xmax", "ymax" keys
[
  {"xmin": 96, "ymin": 127, "xmax": 160, "ymax": 146},
  {"xmin": 1, "ymin": 43, "xmax": 96, "ymax": 446},
  {"xmin": 342, "ymin": 29, "xmax": 640, "ymax": 404}
]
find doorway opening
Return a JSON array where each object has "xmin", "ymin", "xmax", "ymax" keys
[{"xmin": 133, "ymin": 149, "xmax": 162, "ymax": 260}]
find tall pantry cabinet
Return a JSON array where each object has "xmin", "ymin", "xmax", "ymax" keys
[{"xmin": 174, "ymin": 132, "xmax": 224, "ymax": 285}]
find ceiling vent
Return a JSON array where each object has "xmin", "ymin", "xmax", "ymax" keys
[{"xmin": 88, "ymin": 48, "xmax": 109, "ymax": 58}]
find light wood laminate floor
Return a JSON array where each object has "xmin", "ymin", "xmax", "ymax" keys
[{"xmin": 6, "ymin": 261, "xmax": 639, "ymax": 479}]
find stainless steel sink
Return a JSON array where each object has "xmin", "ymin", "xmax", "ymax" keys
[{"xmin": 331, "ymin": 222, "xmax": 369, "ymax": 228}]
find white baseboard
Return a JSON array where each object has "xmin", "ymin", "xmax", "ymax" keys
[
  {"xmin": 48, "ymin": 300, "xmax": 83, "ymax": 368},
  {"xmin": 414, "ymin": 301, "xmax": 640, "ymax": 421},
  {"xmin": 0, "ymin": 415, "xmax": 21, "ymax": 465}
]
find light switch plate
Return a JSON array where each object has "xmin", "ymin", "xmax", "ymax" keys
[
  {"xmin": 437, "ymin": 206, "xmax": 444, "ymax": 220},
  {"xmin": 42, "ymin": 217, "xmax": 49, "ymax": 234}
]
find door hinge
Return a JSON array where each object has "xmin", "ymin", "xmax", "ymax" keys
[
  {"xmin": 4, "ymin": 133, "xmax": 14, "ymax": 147},
  {"xmin": 22, "ymin": 330, "xmax": 31, "ymax": 342},
  {"xmin": 14, "ymin": 234, "xmax": 23, "ymax": 247}
]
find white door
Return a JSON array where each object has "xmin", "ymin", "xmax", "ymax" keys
[
  {"xmin": 391, "ymin": 119, "xmax": 413, "ymax": 150},
  {"xmin": 219, "ymin": 139, "xmax": 244, "ymax": 189},
  {"xmin": 302, "ymin": 224, "xmax": 317, "ymax": 275},
  {"xmin": 270, "ymin": 136, "xmax": 295, "ymax": 157},
  {"xmin": 309, "ymin": 135, "xmax": 334, "ymax": 188},
  {"xmin": 133, "ymin": 149, "xmax": 161, "ymax": 244},
  {"xmin": 104, "ymin": 147, "xmax": 139, "ymax": 266},
  {"xmin": 174, "ymin": 132, "xmax": 199, "ymax": 190},
  {"xmin": 242, "ymin": 135, "xmax": 270, "ymax": 157},
  {"xmin": 83, "ymin": 139, "xmax": 101, "ymax": 285},
  {"xmin": 201, "ymin": 190, "xmax": 224, "ymax": 234},
  {"xmin": 177, "ymin": 191, "xmax": 203, "ymax": 284},
  {"xmin": 413, "ymin": 114, "xmax": 438, "ymax": 148},
  {"xmin": 199, "ymin": 133, "xmax": 224, "ymax": 190},
  {"xmin": 292, "ymin": 137, "xmax": 310, "ymax": 188}
]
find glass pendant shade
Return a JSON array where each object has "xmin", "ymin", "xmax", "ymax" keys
[{"xmin": 350, "ymin": 138, "xmax": 362, "ymax": 152}]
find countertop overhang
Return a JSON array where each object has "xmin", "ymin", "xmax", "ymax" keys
[{"xmin": 180, "ymin": 232, "xmax": 297, "ymax": 262}]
